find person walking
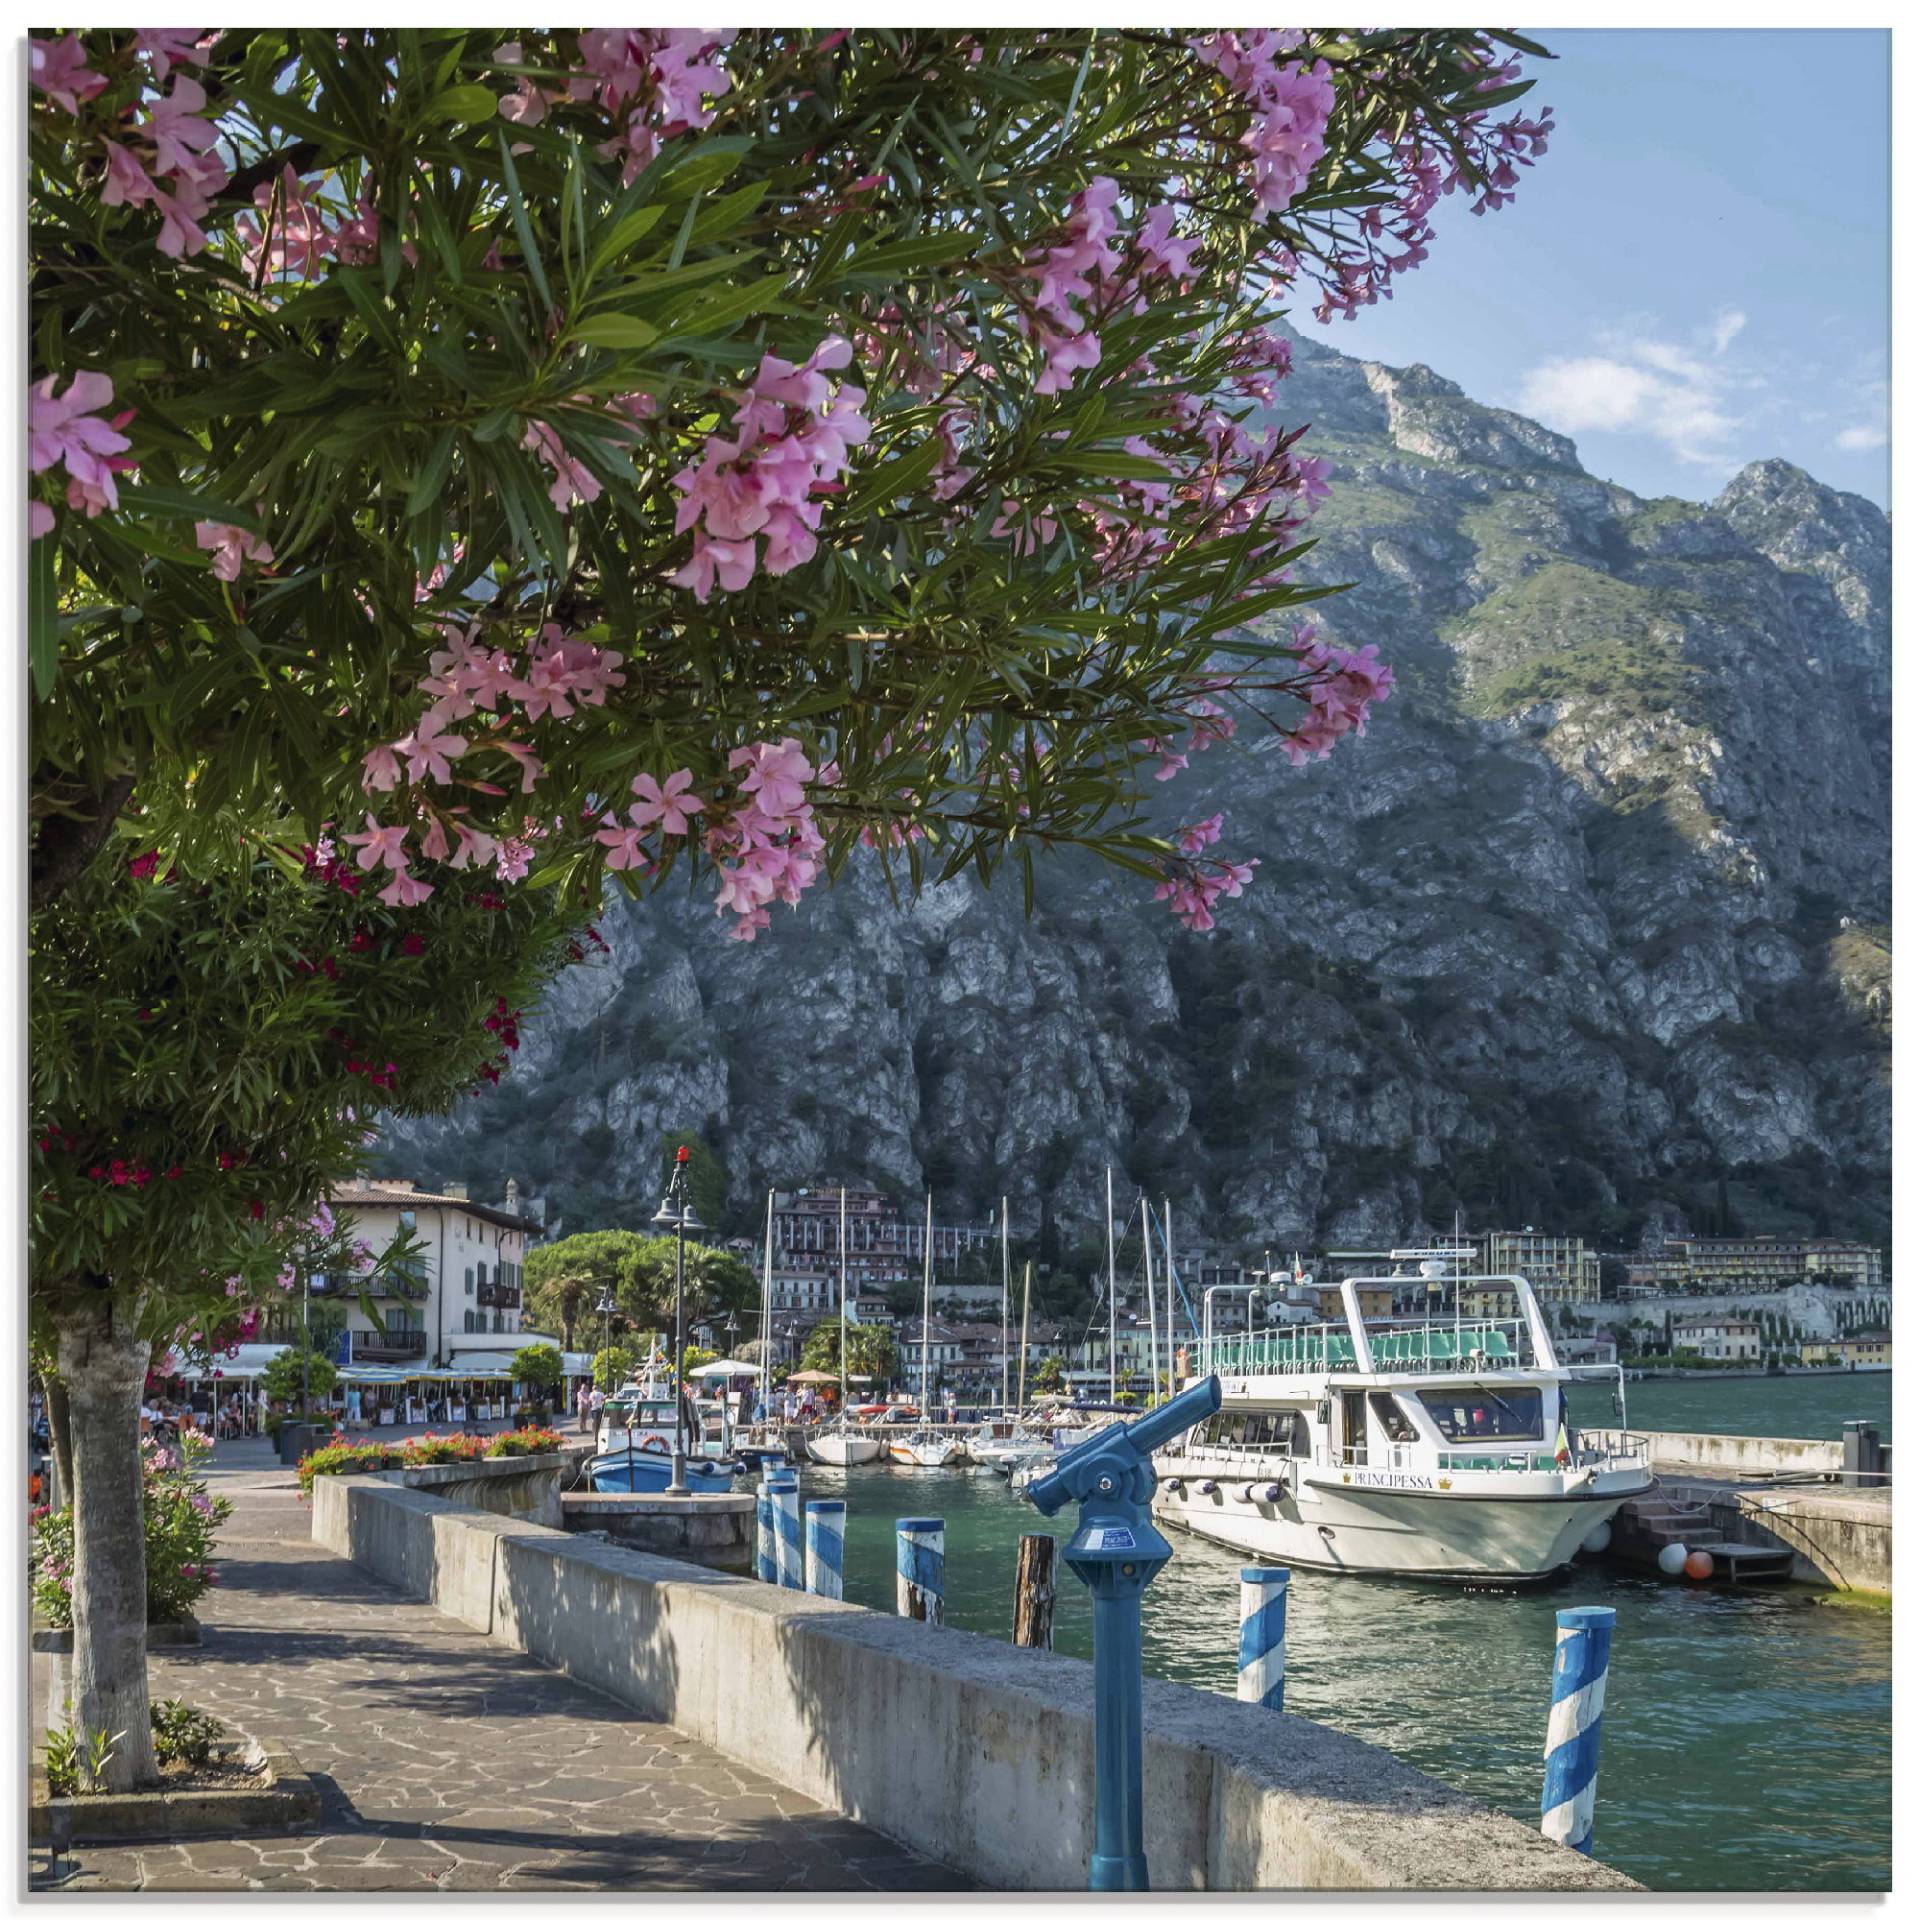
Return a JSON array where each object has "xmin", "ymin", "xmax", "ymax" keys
[{"xmin": 575, "ymin": 1380, "xmax": 592, "ymax": 1433}]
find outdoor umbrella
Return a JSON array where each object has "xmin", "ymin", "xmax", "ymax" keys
[{"xmin": 787, "ymin": 1369, "xmax": 837, "ymax": 1384}]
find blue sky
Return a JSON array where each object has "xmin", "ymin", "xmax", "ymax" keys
[{"xmin": 1304, "ymin": 29, "xmax": 1890, "ymax": 508}]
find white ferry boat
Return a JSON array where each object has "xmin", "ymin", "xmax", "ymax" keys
[{"xmin": 1154, "ymin": 1259, "xmax": 1652, "ymax": 1582}]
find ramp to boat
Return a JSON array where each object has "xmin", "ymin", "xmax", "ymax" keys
[{"xmin": 1606, "ymin": 1485, "xmax": 1797, "ymax": 1584}]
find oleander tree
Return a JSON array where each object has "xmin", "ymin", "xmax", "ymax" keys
[{"xmin": 28, "ymin": 25, "xmax": 1552, "ymax": 1787}]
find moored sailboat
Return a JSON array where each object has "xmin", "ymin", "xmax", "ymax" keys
[
  {"xmin": 887, "ymin": 1192, "xmax": 964, "ymax": 1466},
  {"xmin": 806, "ymin": 1185, "xmax": 882, "ymax": 1466}
]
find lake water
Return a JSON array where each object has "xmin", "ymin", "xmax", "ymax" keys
[{"xmin": 798, "ymin": 1373, "xmax": 1891, "ymax": 1891}]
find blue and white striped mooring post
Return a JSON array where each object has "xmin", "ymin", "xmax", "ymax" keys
[
  {"xmin": 895, "ymin": 1516, "xmax": 945, "ymax": 1624},
  {"xmin": 1540, "ymin": 1604, "xmax": 1616, "ymax": 1855},
  {"xmin": 1236, "ymin": 1567, "xmax": 1289, "ymax": 1711},
  {"xmin": 805, "ymin": 1500, "xmax": 846, "ymax": 1599},
  {"xmin": 770, "ymin": 1471, "xmax": 804, "ymax": 1590},
  {"xmin": 755, "ymin": 1469, "xmax": 779, "ymax": 1584}
]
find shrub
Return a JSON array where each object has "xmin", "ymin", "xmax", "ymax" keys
[
  {"xmin": 151, "ymin": 1699, "xmax": 225, "ymax": 1769},
  {"xmin": 31, "ymin": 1431, "xmax": 230, "ymax": 1629},
  {"xmin": 295, "ymin": 1427, "xmax": 559, "ymax": 1494}
]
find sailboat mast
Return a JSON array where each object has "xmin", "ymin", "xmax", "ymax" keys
[
  {"xmin": 1142, "ymin": 1196, "xmax": 1158, "ymax": 1406},
  {"xmin": 1018, "ymin": 1260, "xmax": 1032, "ymax": 1414},
  {"xmin": 999, "ymin": 1196, "xmax": 1010, "ymax": 1412},
  {"xmin": 1105, "ymin": 1164, "xmax": 1117, "ymax": 1403},
  {"xmin": 762, "ymin": 1189, "xmax": 774, "ymax": 1412},
  {"xmin": 1164, "ymin": 1198, "xmax": 1176, "ymax": 1383},
  {"xmin": 838, "ymin": 1185, "xmax": 848, "ymax": 1416},
  {"xmin": 921, "ymin": 1192, "xmax": 934, "ymax": 1420}
]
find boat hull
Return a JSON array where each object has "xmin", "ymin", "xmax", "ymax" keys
[
  {"xmin": 805, "ymin": 1430, "xmax": 883, "ymax": 1466},
  {"xmin": 886, "ymin": 1437, "xmax": 966, "ymax": 1467},
  {"xmin": 1153, "ymin": 1460, "xmax": 1650, "ymax": 1582},
  {"xmin": 586, "ymin": 1451, "xmax": 746, "ymax": 1495}
]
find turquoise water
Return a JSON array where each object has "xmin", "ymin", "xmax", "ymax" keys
[{"xmin": 799, "ymin": 1373, "xmax": 1891, "ymax": 1891}]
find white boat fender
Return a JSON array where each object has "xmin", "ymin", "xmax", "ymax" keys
[
  {"xmin": 1164, "ymin": 1477, "xmax": 1184, "ymax": 1493},
  {"xmin": 1196, "ymin": 1479, "xmax": 1219, "ymax": 1496},
  {"xmin": 1238, "ymin": 1481, "xmax": 1282, "ymax": 1503}
]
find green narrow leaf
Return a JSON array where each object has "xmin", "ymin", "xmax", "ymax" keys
[
  {"xmin": 425, "ymin": 82, "xmax": 499, "ymax": 123},
  {"xmin": 28, "ymin": 531, "xmax": 58, "ymax": 699},
  {"xmin": 406, "ymin": 429, "xmax": 457, "ymax": 516},
  {"xmin": 586, "ymin": 202, "xmax": 668, "ymax": 277},
  {"xmin": 569, "ymin": 313, "xmax": 660, "ymax": 351},
  {"xmin": 496, "ymin": 131, "xmax": 553, "ymax": 312}
]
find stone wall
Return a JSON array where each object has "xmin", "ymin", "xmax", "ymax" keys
[
  {"xmin": 386, "ymin": 1451, "xmax": 578, "ymax": 1529},
  {"xmin": 1584, "ymin": 1427, "xmax": 1845, "ymax": 1478},
  {"xmin": 311, "ymin": 1473, "xmax": 1636, "ymax": 1892}
]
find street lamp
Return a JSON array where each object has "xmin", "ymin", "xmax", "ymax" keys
[
  {"xmin": 594, "ymin": 1285, "xmax": 616, "ymax": 1394},
  {"xmin": 652, "ymin": 1145, "xmax": 707, "ymax": 1495}
]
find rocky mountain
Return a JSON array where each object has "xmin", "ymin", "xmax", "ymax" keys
[{"xmin": 379, "ymin": 328, "xmax": 1892, "ymax": 1263}]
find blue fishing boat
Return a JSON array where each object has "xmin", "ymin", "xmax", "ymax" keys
[{"xmin": 586, "ymin": 1374, "xmax": 750, "ymax": 1494}]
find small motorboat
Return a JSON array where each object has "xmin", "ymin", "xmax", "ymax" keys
[
  {"xmin": 887, "ymin": 1425, "xmax": 967, "ymax": 1468},
  {"xmin": 806, "ymin": 1419, "xmax": 883, "ymax": 1467}
]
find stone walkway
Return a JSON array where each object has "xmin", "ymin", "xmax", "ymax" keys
[{"xmin": 30, "ymin": 1460, "xmax": 968, "ymax": 1892}]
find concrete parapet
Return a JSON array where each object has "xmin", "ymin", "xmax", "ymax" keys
[
  {"xmin": 1585, "ymin": 1426, "xmax": 1846, "ymax": 1478},
  {"xmin": 388, "ymin": 1448, "xmax": 584, "ymax": 1529},
  {"xmin": 311, "ymin": 1473, "xmax": 1637, "ymax": 1891},
  {"xmin": 560, "ymin": 1489, "xmax": 754, "ymax": 1570}
]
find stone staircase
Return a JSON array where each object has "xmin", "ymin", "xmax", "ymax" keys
[{"xmin": 1609, "ymin": 1486, "xmax": 1797, "ymax": 1584}]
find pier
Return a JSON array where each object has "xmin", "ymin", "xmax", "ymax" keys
[{"xmin": 1585, "ymin": 1425, "xmax": 1891, "ymax": 1594}]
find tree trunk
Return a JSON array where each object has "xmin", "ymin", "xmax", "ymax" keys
[
  {"xmin": 46, "ymin": 1373, "xmax": 74, "ymax": 1510},
  {"xmin": 54, "ymin": 1298, "xmax": 158, "ymax": 1790}
]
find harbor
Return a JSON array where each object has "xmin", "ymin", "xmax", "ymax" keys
[{"xmin": 760, "ymin": 1412, "xmax": 1893, "ymax": 1891}]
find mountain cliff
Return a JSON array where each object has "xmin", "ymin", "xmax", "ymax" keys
[{"xmin": 378, "ymin": 328, "xmax": 1892, "ymax": 1258}]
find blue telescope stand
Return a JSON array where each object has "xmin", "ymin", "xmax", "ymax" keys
[{"xmin": 1026, "ymin": 1373, "xmax": 1222, "ymax": 1890}]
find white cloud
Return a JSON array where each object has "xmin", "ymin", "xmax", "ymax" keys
[
  {"xmin": 1516, "ymin": 312, "xmax": 1761, "ymax": 468},
  {"xmin": 1836, "ymin": 423, "xmax": 1888, "ymax": 452},
  {"xmin": 1709, "ymin": 309, "xmax": 1747, "ymax": 354}
]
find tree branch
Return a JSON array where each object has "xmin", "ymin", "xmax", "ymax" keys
[{"xmin": 30, "ymin": 774, "xmax": 135, "ymax": 914}]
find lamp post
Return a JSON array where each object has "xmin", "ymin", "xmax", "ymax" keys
[
  {"xmin": 652, "ymin": 1145, "xmax": 706, "ymax": 1496},
  {"xmin": 594, "ymin": 1285, "xmax": 615, "ymax": 1394}
]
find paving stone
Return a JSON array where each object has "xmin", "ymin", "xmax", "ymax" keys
[{"xmin": 29, "ymin": 1455, "xmax": 970, "ymax": 1894}]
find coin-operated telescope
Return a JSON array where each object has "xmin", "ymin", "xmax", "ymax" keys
[{"xmin": 1027, "ymin": 1373, "xmax": 1222, "ymax": 1890}]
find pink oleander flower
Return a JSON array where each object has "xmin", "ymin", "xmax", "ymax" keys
[
  {"xmin": 362, "ymin": 743, "xmax": 404, "ymax": 792},
  {"xmin": 629, "ymin": 768, "xmax": 704, "ymax": 836},
  {"xmin": 523, "ymin": 419, "xmax": 603, "ymax": 511},
  {"xmin": 596, "ymin": 818, "xmax": 650, "ymax": 871},
  {"xmin": 395, "ymin": 711, "xmax": 468, "ymax": 785},
  {"xmin": 670, "ymin": 530, "xmax": 756, "ymax": 602},
  {"xmin": 728, "ymin": 738, "xmax": 812, "ymax": 817},
  {"xmin": 29, "ymin": 34, "xmax": 107, "ymax": 114},
  {"xmin": 380, "ymin": 868, "xmax": 435, "ymax": 907},
  {"xmin": 133, "ymin": 29, "xmax": 212, "ymax": 83},
  {"xmin": 195, "ymin": 520, "xmax": 274, "ymax": 582},
  {"xmin": 345, "ymin": 815, "xmax": 410, "ymax": 873},
  {"xmin": 29, "ymin": 501, "xmax": 55, "ymax": 541},
  {"xmin": 1177, "ymin": 814, "xmax": 1224, "ymax": 853},
  {"xmin": 29, "ymin": 372, "xmax": 132, "ymax": 517}
]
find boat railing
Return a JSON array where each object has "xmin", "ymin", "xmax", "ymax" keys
[{"xmin": 1204, "ymin": 1316, "xmax": 1538, "ymax": 1378}]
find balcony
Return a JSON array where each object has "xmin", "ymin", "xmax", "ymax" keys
[
  {"xmin": 345, "ymin": 1328, "xmax": 427, "ymax": 1362},
  {"xmin": 369, "ymin": 1267, "xmax": 431, "ymax": 1302},
  {"xmin": 477, "ymin": 1283, "xmax": 522, "ymax": 1310}
]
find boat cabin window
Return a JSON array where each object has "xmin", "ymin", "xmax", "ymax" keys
[
  {"xmin": 1367, "ymin": 1392, "xmax": 1419, "ymax": 1443},
  {"xmin": 1202, "ymin": 1411, "xmax": 1305, "ymax": 1452},
  {"xmin": 1416, "ymin": 1387, "xmax": 1543, "ymax": 1440}
]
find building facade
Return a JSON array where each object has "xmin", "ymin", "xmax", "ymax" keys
[
  {"xmin": 770, "ymin": 1186, "xmax": 1001, "ymax": 1294},
  {"xmin": 327, "ymin": 1178, "xmax": 540, "ymax": 1368},
  {"xmin": 1671, "ymin": 1317, "xmax": 1763, "ymax": 1363},
  {"xmin": 1629, "ymin": 1237, "xmax": 1886, "ymax": 1293}
]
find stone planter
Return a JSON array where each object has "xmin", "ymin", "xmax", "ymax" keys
[{"xmin": 30, "ymin": 1733, "xmax": 321, "ymax": 1844}]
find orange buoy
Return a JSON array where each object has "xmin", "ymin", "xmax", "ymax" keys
[{"xmin": 1684, "ymin": 1549, "xmax": 1714, "ymax": 1580}]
